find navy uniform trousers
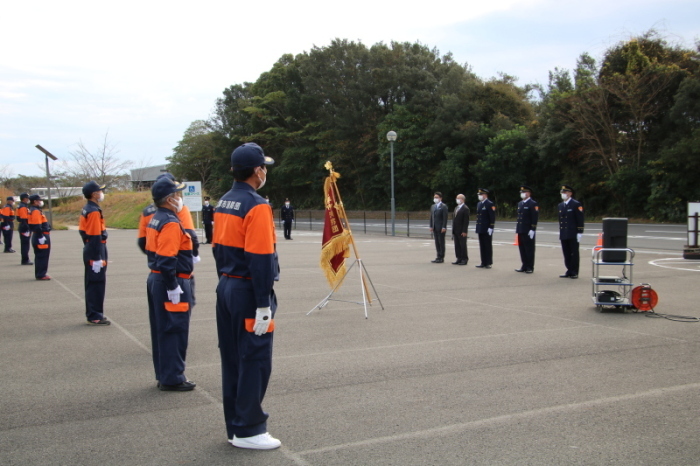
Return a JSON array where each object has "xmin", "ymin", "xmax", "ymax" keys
[
  {"xmin": 147, "ymin": 273, "xmax": 193, "ymax": 386},
  {"xmin": 478, "ymin": 233, "xmax": 493, "ymax": 266},
  {"xmin": 2, "ymin": 223, "xmax": 12, "ymax": 250},
  {"xmin": 19, "ymin": 231, "xmax": 31, "ymax": 264},
  {"xmin": 216, "ymin": 275, "xmax": 277, "ymax": 440},
  {"xmin": 32, "ymin": 235, "xmax": 50, "ymax": 278},
  {"xmin": 518, "ymin": 234, "xmax": 536, "ymax": 271},
  {"xmin": 84, "ymin": 247, "xmax": 108, "ymax": 321}
]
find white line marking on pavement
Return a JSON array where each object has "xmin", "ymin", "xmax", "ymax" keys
[
  {"xmin": 649, "ymin": 257, "xmax": 700, "ymax": 272},
  {"xmin": 293, "ymin": 382, "xmax": 700, "ymax": 457}
]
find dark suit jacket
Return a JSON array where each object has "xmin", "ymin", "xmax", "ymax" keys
[
  {"xmin": 475, "ymin": 199, "xmax": 496, "ymax": 234},
  {"xmin": 452, "ymin": 204, "xmax": 470, "ymax": 235},
  {"xmin": 558, "ymin": 198, "xmax": 584, "ymax": 240},
  {"xmin": 430, "ymin": 203, "xmax": 448, "ymax": 231},
  {"xmin": 516, "ymin": 198, "xmax": 539, "ymax": 234}
]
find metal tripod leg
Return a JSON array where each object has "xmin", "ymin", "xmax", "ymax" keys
[{"xmin": 307, "ymin": 260, "xmax": 358, "ymax": 315}]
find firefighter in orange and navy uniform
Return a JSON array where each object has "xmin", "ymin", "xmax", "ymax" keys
[
  {"xmin": 146, "ymin": 177, "xmax": 196, "ymax": 391},
  {"xmin": 16, "ymin": 193, "xmax": 32, "ymax": 265},
  {"xmin": 1, "ymin": 196, "xmax": 16, "ymax": 253},
  {"xmin": 28, "ymin": 194, "xmax": 51, "ymax": 280},
  {"xmin": 79, "ymin": 181, "xmax": 110, "ymax": 325},
  {"xmin": 213, "ymin": 143, "xmax": 281, "ymax": 450}
]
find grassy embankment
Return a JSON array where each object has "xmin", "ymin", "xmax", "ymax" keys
[{"xmin": 51, "ymin": 191, "xmax": 152, "ymax": 229}]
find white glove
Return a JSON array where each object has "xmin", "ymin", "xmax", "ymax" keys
[
  {"xmin": 528, "ymin": 230, "xmax": 535, "ymax": 239},
  {"xmin": 2, "ymin": 225, "xmax": 9, "ymax": 230},
  {"xmin": 487, "ymin": 228, "xmax": 493, "ymax": 236},
  {"xmin": 167, "ymin": 285, "xmax": 183, "ymax": 304},
  {"xmin": 22, "ymin": 231, "xmax": 30, "ymax": 237},
  {"xmin": 38, "ymin": 237, "xmax": 46, "ymax": 245},
  {"xmin": 577, "ymin": 233, "xmax": 583, "ymax": 242},
  {"xmin": 253, "ymin": 307, "xmax": 272, "ymax": 336},
  {"xmin": 91, "ymin": 261, "xmax": 103, "ymax": 273},
  {"xmin": 192, "ymin": 255, "xmax": 201, "ymax": 265}
]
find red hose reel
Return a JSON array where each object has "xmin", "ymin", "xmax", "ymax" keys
[{"xmin": 631, "ymin": 283, "xmax": 658, "ymax": 311}]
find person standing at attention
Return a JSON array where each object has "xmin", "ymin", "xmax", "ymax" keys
[
  {"xmin": 429, "ymin": 192, "xmax": 448, "ymax": 263},
  {"xmin": 79, "ymin": 181, "xmax": 111, "ymax": 326},
  {"xmin": 515, "ymin": 185, "xmax": 538, "ymax": 274},
  {"xmin": 475, "ymin": 188, "xmax": 495, "ymax": 269},
  {"xmin": 558, "ymin": 185, "xmax": 584, "ymax": 279},
  {"xmin": 280, "ymin": 198, "xmax": 294, "ymax": 240},
  {"xmin": 451, "ymin": 194, "xmax": 469, "ymax": 265},
  {"xmin": 213, "ymin": 142, "xmax": 281, "ymax": 450}
]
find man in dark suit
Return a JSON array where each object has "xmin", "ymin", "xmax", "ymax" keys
[
  {"xmin": 515, "ymin": 185, "xmax": 538, "ymax": 273},
  {"xmin": 451, "ymin": 194, "xmax": 469, "ymax": 265},
  {"xmin": 475, "ymin": 188, "xmax": 495, "ymax": 269},
  {"xmin": 429, "ymin": 191, "xmax": 448, "ymax": 263},
  {"xmin": 558, "ymin": 185, "xmax": 585, "ymax": 278}
]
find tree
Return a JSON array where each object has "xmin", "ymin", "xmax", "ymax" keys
[
  {"xmin": 168, "ymin": 120, "xmax": 222, "ymax": 190},
  {"xmin": 64, "ymin": 132, "xmax": 132, "ymax": 187}
]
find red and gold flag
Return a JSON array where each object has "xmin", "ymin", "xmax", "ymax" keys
[{"xmin": 320, "ymin": 170, "xmax": 350, "ymax": 288}]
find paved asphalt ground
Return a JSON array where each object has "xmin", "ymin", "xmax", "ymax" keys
[{"xmin": 1, "ymin": 226, "xmax": 699, "ymax": 465}]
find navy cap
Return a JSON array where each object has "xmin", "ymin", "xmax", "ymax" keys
[
  {"xmin": 20, "ymin": 193, "xmax": 28, "ymax": 200},
  {"xmin": 231, "ymin": 143, "xmax": 274, "ymax": 169},
  {"xmin": 82, "ymin": 180, "xmax": 105, "ymax": 197},
  {"xmin": 477, "ymin": 188, "xmax": 490, "ymax": 195},
  {"xmin": 560, "ymin": 185, "xmax": 573, "ymax": 193},
  {"xmin": 519, "ymin": 185, "xmax": 532, "ymax": 193},
  {"xmin": 6, "ymin": 196, "xmax": 14, "ymax": 201},
  {"xmin": 29, "ymin": 194, "xmax": 42, "ymax": 202},
  {"xmin": 151, "ymin": 177, "xmax": 186, "ymax": 200}
]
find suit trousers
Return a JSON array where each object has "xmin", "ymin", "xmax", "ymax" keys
[
  {"xmin": 478, "ymin": 233, "xmax": 493, "ymax": 266},
  {"xmin": 518, "ymin": 233, "xmax": 535, "ymax": 271},
  {"xmin": 147, "ymin": 273, "xmax": 193, "ymax": 386},
  {"xmin": 2, "ymin": 226, "xmax": 12, "ymax": 251},
  {"xmin": 20, "ymin": 231, "xmax": 31, "ymax": 263},
  {"xmin": 204, "ymin": 222, "xmax": 213, "ymax": 244},
  {"xmin": 433, "ymin": 231, "xmax": 446, "ymax": 259},
  {"xmin": 453, "ymin": 234, "xmax": 468, "ymax": 262},
  {"xmin": 560, "ymin": 238, "xmax": 580, "ymax": 276},
  {"xmin": 284, "ymin": 220, "xmax": 292, "ymax": 239},
  {"xmin": 84, "ymin": 247, "xmax": 107, "ymax": 322},
  {"xmin": 32, "ymin": 236, "xmax": 50, "ymax": 279}
]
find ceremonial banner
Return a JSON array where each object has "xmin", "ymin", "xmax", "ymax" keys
[{"xmin": 320, "ymin": 170, "xmax": 350, "ymax": 288}]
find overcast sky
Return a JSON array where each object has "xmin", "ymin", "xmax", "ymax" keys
[{"xmin": 1, "ymin": 0, "xmax": 698, "ymax": 178}]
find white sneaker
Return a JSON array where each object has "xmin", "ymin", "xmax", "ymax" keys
[{"xmin": 229, "ymin": 432, "xmax": 281, "ymax": 450}]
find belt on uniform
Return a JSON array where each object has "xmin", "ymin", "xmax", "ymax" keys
[
  {"xmin": 150, "ymin": 270, "xmax": 193, "ymax": 279},
  {"xmin": 222, "ymin": 273, "xmax": 251, "ymax": 280}
]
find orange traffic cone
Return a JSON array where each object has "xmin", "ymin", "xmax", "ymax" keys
[
  {"xmin": 512, "ymin": 234, "xmax": 519, "ymax": 246},
  {"xmin": 594, "ymin": 232, "xmax": 603, "ymax": 250}
]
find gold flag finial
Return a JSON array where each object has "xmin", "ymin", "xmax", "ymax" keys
[{"xmin": 324, "ymin": 161, "xmax": 333, "ymax": 172}]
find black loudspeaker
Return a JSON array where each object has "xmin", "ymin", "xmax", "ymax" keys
[{"xmin": 602, "ymin": 218, "xmax": 628, "ymax": 262}]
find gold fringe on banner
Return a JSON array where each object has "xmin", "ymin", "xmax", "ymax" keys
[{"xmin": 319, "ymin": 173, "xmax": 351, "ymax": 289}]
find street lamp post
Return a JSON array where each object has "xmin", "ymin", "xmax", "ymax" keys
[
  {"xmin": 35, "ymin": 145, "xmax": 58, "ymax": 228},
  {"xmin": 386, "ymin": 131, "xmax": 397, "ymax": 236}
]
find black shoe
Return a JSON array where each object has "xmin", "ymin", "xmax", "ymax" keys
[
  {"xmin": 559, "ymin": 274, "xmax": 570, "ymax": 278},
  {"xmin": 87, "ymin": 318, "xmax": 111, "ymax": 326},
  {"xmin": 451, "ymin": 261, "xmax": 461, "ymax": 265},
  {"xmin": 515, "ymin": 268, "xmax": 526, "ymax": 273},
  {"xmin": 4, "ymin": 249, "xmax": 15, "ymax": 253},
  {"xmin": 159, "ymin": 380, "xmax": 196, "ymax": 391},
  {"xmin": 22, "ymin": 261, "xmax": 33, "ymax": 265},
  {"xmin": 485, "ymin": 265, "xmax": 492, "ymax": 269},
  {"xmin": 431, "ymin": 258, "xmax": 444, "ymax": 263},
  {"xmin": 525, "ymin": 269, "xmax": 534, "ymax": 274},
  {"xmin": 570, "ymin": 275, "xmax": 578, "ymax": 279},
  {"xmin": 458, "ymin": 261, "xmax": 468, "ymax": 265}
]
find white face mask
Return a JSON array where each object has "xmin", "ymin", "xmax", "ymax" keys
[
  {"xmin": 257, "ymin": 167, "xmax": 267, "ymax": 190},
  {"xmin": 170, "ymin": 196, "xmax": 183, "ymax": 213},
  {"xmin": 520, "ymin": 192, "xmax": 527, "ymax": 200},
  {"xmin": 38, "ymin": 200, "xmax": 44, "ymax": 208},
  {"xmin": 204, "ymin": 201, "xmax": 209, "ymax": 206},
  {"xmin": 433, "ymin": 198, "xmax": 440, "ymax": 204},
  {"xmin": 561, "ymin": 193, "xmax": 569, "ymax": 201},
  {"xmin": 456, "ymin": 199, "xmax": 462, "ymax": 205},
  {"xmin": 478, "ymin": 194, "xmax": 484, "ymax": 202},
  {"xmin": 285, "ymin": 202, "xmax": 290, "ymax": 207},
  {"xmin": 98, "ymin": 192, "xmax": 104, "ymax": 202}
]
